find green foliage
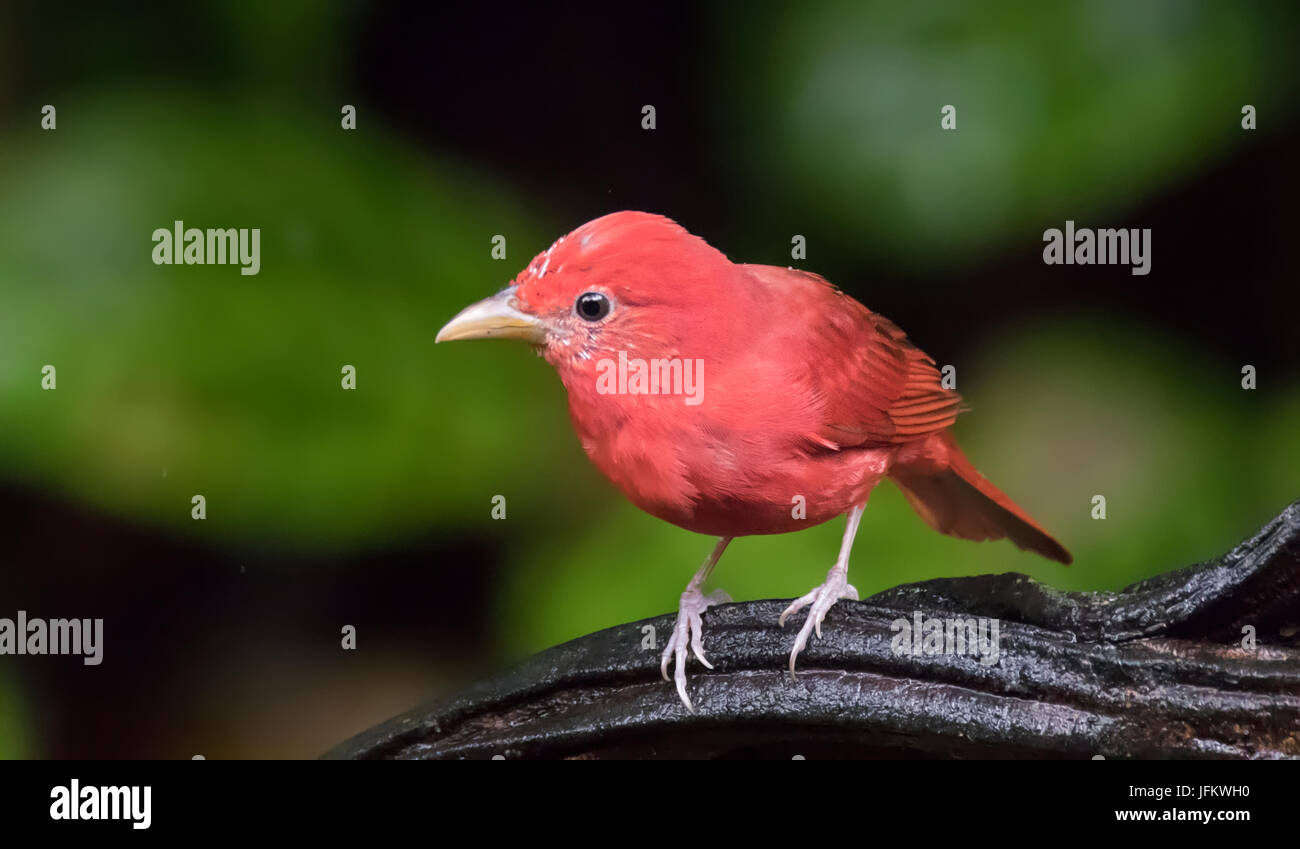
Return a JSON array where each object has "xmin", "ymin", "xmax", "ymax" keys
[
  {"xmin": 717, "ymin": 0, "xmax": 1298, "ymax": 271},
  {"xmin": 0, "ymin": 90, "xmax": 578, "ymax": 550}
]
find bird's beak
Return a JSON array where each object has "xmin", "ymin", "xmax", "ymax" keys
[{"xmin": 435, "ymin": 286, "xmax": 547, "ymax": 345}]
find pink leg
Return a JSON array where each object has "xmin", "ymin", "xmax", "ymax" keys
[
  {"xmin": 661, "ymin": 536, "xmax": 733, "ymax": 712},
  {"xmin": 779, "ymin": 503, "xmax": 865, "ymax": 676}
]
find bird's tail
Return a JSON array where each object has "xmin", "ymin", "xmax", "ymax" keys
[{"xmin": 889, "ymin": 431, "xmax": 1072, "ymax": 565}]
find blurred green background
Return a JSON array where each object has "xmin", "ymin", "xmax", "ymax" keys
[{"xmin": 0, "ymin": 0, "xmax": 1297, "ymax": 758}]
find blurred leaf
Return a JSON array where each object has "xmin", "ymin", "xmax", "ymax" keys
[
  {"xmin": 0, "ymin": 88, "xmax": 586, "ymax": 550},
  {"xmin": 718, "ymin": 0, "xmax": 1298, "ymax": 270}
]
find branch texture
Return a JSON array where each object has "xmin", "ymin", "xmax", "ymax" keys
[{"xmin": 327, "ymin": 501, "xmax": 1300, "ymax": 759}]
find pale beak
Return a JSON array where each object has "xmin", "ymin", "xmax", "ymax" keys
[{"xmin": 435, "ymin": 286, "xmax": 547, "ymax": 344}]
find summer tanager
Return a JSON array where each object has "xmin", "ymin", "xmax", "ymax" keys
[{"xmin": 438, "ymin": 211, "xmax": 1070, "ymax": 711}]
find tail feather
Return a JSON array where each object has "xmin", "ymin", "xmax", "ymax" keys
[{"xmin": 890, "ymin": 432, "xmax": 1072, "ymax": 565}]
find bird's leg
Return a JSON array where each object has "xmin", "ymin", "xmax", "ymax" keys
[
  {"xmin": 660, "ymin": 535, "xmax": 733, "ymax": 712},
  {"xmin": 779, "ymin": 503, "xmax": 866, "ymax": 676}
]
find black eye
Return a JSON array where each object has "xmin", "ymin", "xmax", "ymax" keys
[{"xmin": 575, "ymin": 292, "xmax": 611, "ymax": 321}]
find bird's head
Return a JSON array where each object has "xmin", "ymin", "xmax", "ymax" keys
[{"xmin": 436, "ymin": 212, "xmax": 740, "ymax": 379}]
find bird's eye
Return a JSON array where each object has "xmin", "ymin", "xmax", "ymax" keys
[{"xmin": 575, "ymin": 292, "xmax": 611, "ymax": 321}]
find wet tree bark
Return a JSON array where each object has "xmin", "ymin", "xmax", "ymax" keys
[{"xmin": 326, "ymin": 501, "xmax": 1300, "ymax": 759}]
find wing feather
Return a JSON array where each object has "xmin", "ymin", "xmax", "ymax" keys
[{"xmin": 741, "ymin": 265, "xmax": 962, "ymax": 450}]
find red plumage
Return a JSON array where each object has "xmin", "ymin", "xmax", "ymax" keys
[{"xmin": 439, "ymin": 211, "xmax": 1070, "ymax": 709}]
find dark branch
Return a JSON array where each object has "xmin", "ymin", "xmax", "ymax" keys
[{"xmin": 326, "ymin": 501, "xmax": 1300, "ymax": 759}]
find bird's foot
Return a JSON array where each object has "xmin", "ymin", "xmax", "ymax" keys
[
  {"xmin": 660, "ymin": 586, "xmax": 732, "ymax": 712},
  {"xmin": 778, "ymin": 568, "xmax": 858, "ymax": 677}
]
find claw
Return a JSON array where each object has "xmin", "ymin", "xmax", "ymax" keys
[
  {"xmin": 783, "ymin": 573, "xmax": 858, "ymax": 677},
  {"xmin": 778, "ymin": 589, "xmax": 817, "ymax": 628},
  {"xmin": 661, "ymin": 586, "xmax": 728, "ymax": 712}
]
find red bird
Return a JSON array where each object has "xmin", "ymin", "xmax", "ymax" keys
[{"xmin": 437, "ymin": 211, "xmax": 1070, "ymax": 711}]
